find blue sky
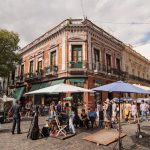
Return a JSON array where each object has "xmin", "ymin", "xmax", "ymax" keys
[{"xmin": 0, "ymin": 0, "xmax": 150, "ymax": 48}]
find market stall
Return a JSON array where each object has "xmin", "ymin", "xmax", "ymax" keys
[{"xmin": 0, "ymin": 96, "xmax": 15, "ymax": 123}]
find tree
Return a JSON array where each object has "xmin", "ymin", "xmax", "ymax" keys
[{"xmin": 0, "ymin": 29, "xmax": 21, "ymax": 77}]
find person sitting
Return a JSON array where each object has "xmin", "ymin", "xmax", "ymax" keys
[
  {"xmin": 88, "ymin": 108, "xmax": 97, "ymax": 129},
  {"xmin": 73, "ymin": 111, "xmax": 82, "ymax": 128},
  {"xmin": 81, "ymin": 109, "xmax": 89, "ymax": 129}
]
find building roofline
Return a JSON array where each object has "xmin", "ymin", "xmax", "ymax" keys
[
  {"xmin": 19, "ymin": 18, "xmax": 125, "ymax": 54},
  {"xmin": 125, "ymin": 45, "xmax": 150, "ymax": 63}
]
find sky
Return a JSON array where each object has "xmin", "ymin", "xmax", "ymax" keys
[{"xmin": 0, "ymin": 0, "xmax": 150, "ymax": 55}]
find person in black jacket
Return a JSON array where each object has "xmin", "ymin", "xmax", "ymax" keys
[{"xmin": 9, "ymin": 100, "xmax": 22, "ymax": 134}]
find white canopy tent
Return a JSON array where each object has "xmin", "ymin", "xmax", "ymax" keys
[
  {"xmin": 25, "ymin": 83, "xmax": 94, "ymax": 95},
  {"xmin": 133, "ymin": 84, "xmax": 150, "ymax": 92}
]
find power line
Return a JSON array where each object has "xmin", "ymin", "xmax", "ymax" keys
[
  {"xmin": 80, "ymin": 0, "xmax": 86, "ymax": 18},
  {"xmin": 93, "ymin": 20, "xmax": 150, "ymax": 25}
]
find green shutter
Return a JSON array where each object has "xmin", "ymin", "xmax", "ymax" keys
[{"xmin": 13, "ymin": 87, "xmax": 25, "ymax": 100}]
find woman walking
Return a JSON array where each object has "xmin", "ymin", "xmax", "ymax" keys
[{"xmin": 131, "ymin": 102, "xmax": 137, "ymax": 122}]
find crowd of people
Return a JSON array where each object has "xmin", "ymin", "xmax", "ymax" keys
[
  {"xmin": 97, "ymin": 98, "xmax": 150, "ymax": 129},
  {"xmin": 9, "ymin": 98, "xmax": 150, "ymax": 136}
]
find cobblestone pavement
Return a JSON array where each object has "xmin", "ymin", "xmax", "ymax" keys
[{"xmin": 0, "ymin": 117, "xmax": 150, "ymax": 150}]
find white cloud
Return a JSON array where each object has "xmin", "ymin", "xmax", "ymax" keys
[
  {"xmin": 134, "ymin": 43, "xmax": 150, "ymax": 60},
  {"xmin": 0, "ymin": 0, "xmax": 150, "ymax": 49}
]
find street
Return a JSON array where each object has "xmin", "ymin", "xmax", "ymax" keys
[{"xmin": 0, "ymin": 117, "xmax": 150, "ymax": 150}]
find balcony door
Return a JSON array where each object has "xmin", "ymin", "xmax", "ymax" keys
[
  {"xmin": 29, "ymin": 60, "xmax": 34, "ymax": 73},
  {"xmin": 51, "ymin": 51, "xmax": 56, "ymax": 67},
  {"xmin": 116, "ymin": 58, "xmax": 121, "ymax": 71},
  {"xmin": 94, "ymin": 48, "xmax": 100, "ymax": 70},
  {"xmin": 71, "ymin": 45, "xmax": 82, "ymax": 68},
  {"xmin": 20, "ymin": 64, "xmax": 24, "ymax": 80},
  {"xmin": 37, "ymin": 60, "xmax": 42, "ymax": 72},
  {"xmin": 106, "ymin": 54, "xmax": 111, "ymax": 73}
]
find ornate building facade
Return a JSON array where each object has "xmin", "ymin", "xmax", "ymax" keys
[
  {"xmin": 8, "ymin": 18, "xmax": 150, "ymax": 108},
  {"xmin": 122, "ymin": 45, "xmax": 150, "ymax": 86}
]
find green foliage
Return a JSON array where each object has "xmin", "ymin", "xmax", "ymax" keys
[{"xmin": 0, "ymin": 29, "xmax": 21, "ymax": 77}]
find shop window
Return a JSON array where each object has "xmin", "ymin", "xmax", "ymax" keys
[
  {"xmin": 72, "ymin": 82, "xmax": 84, "ymax": 88},
  {"xmin": 94, "ymin": 92, "xmax": 102, "ymax": 104}
]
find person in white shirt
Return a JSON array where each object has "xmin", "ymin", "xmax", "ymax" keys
[
  {"xmin": 111, "ymin": 100, "xmax": 117, "ymax": 123},
  {"xmin": 131, "ymin": 102, "xmax": 137, "ymax": 122},
  {"xmin": 140, "ymin": 100, "xmax": 146, "ymax": 121}
]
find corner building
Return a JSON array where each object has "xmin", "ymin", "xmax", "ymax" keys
[{"xmin": 14, "ymin": 19, "xmax": 125, "ymax": 109}]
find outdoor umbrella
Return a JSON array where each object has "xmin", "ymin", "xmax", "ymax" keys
[
  {"xmin": 91, "ymin": 80, "xmax": 149, "ymax": 150},
  {"xmin": 92, "ymin": 81, "xmax": 149, "ymax": 94},
  {"xmin": 25, "ymin": 83, "xmax": 94, "ymax": 95}
]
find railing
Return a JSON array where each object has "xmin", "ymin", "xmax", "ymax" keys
[
  {"xmin": 14, "ymin": 75, "xmax": 24, "ymax": 83},
  {"xmin": 44, "ymin": 66, "xmax": 58, "ymax": 76},
  {"xmin": 129, "ymin": 74, "xmax": 150, "ymax": 84},
  {"xmin": 24, "ymin": 72, "xmax": 36, "ymax": 80},
  {"xmin": 69, "ymin": 61, "xmax": 83, "ymax": 68}
]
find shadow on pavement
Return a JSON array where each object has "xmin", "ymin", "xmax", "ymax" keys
[
  {"xmin": 0, "ymin": 128, "xmax": 11, "ymax": 133},
  {"xmin": 131, "ymin": 132, "xmax": 150, "ymax": 149},
  {"xmin": 141, "ymin": 126, "xmax": 150, "ymax": 132}
]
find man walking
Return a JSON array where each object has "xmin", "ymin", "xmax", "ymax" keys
[
  {"xmin": 140, "ymin": 100, "xmax": 146, "ymax": 121},
  {"xmin": 10, "ymin": 100, "xmax": 22, "ymax": 134}
]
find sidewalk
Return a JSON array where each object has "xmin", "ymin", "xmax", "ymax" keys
[{"xmin": 0, "ymin": 116, "xmax": 150, "ymax": 150}]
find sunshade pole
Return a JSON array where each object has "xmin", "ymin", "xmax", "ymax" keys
[
  {"xmin": 118, "ymin": 92, "xmax": 123, "ymax": 150},
  {"xmin": 135, "ymin": 93, "xmax": 141, "ymax": 138}
]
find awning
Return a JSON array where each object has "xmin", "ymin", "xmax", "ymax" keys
[
  {"xmin": 133, "ymin": 84, "xmax": 150, "ymax": 92},
  {"xmin": 29, "ymin": 80, "xmax": 64, "ymax": 92},
  {"xmin": 13, "ymin": 87, "xmax": 25, "ymax": 100},
  {"xmin": 25, "ymin": 83, "xmax": 94, "ymax": 95},
  {"xmin": 69, "ymin": 78, "xmax": 85, "ymax": 83},
  {"xmin": 30, "ymin": 83, "xmax": 41, "ymax": 92},
  {"xmin": 40, "ymin": 81, "xmax": 51, "ymax": 89},
  {"xmin": 51, "ymin": 79, "xmax": 65, "ymax": 86}
]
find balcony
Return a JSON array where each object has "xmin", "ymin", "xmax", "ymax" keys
[
  {"xmin": 129, "ymin": 74, "xmax": 150, "ymax": 84},
  {"xmin": 44, "ymin": 66, "xmax": 58, "ymax": 77},
  {"xmin": 68, "ymin": 61, "xmax": 87, "ymax": 74},
  {"xmin": 69, "ymin": 61, "xmax": 82, "ymax": 68},
  {"xmin": 92, "ymin": 62, "xmax": 107, "ymax": 74},
  {"xmin": 24, "ymin": 72, "xmax": 36, "ymax": 81},
  {"xmin": 35, "ymin": 69, "xmax": 44, "ymax": 79},
  {"xmin": 8, "ymin": 80, "xmax": 15, "ymax": 87},
  {"xmin": 15, "ymin": 75, "xmax": 25, "ymax": 83}
]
